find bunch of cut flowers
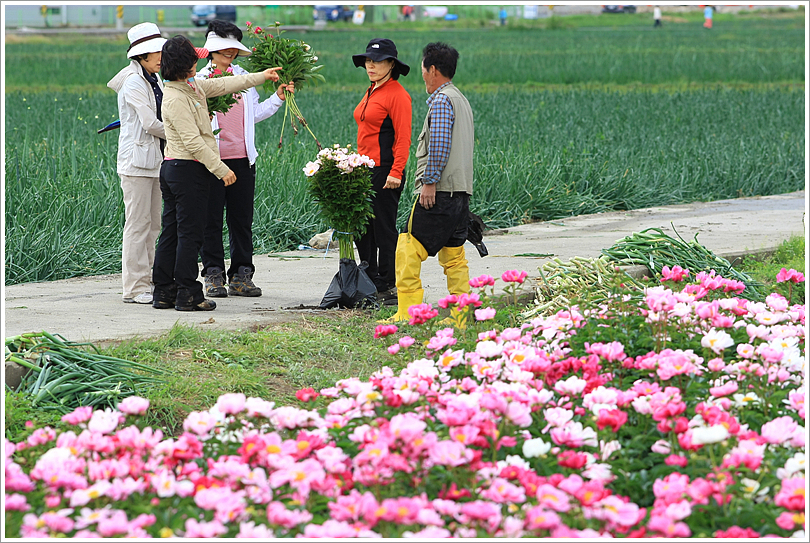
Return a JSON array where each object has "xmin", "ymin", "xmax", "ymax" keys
[
  {"xmin": 303, "ymin": 145, "xmax": 375, "ymax": 260},
  {"xmin": 244, "ymin": 21, "xmax": 324, "ymax": 149},
  {"xmin": 5, "ymin": 266, "xmax": 805, "ymax": 538},
  {"xmin": 204, "ymin": 64, "xmax": 244, "ymax": 122}
]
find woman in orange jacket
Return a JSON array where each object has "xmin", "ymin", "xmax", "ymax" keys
[{"xmin": 352, "ymin": 38, "xmax": 413, "ymax": 303}]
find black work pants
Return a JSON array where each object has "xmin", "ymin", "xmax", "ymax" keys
[
  {"xmin": 201, "ymin": 157, "xmax": 256, "ymax": 282},
  {"xmin": 408, "ymin": 191, "xmax": 470, "ymax": 257},
  {"xmin": 356, "ymin": 166, "xmax": 404, "ymax": 291},
  {"xmin": 152, "ymin": 159, "xmax": 212, "ymax": 306}
]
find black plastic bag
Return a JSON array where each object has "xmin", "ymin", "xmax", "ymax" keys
[
  {"xmin": 467, "ymin": 211, "xmax": 488, "ymax": 257},
  {"xmin": 319, "ymin": 258, "xmax": 379, "ymax": 309}
]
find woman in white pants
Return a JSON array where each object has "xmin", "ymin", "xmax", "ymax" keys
[{"xmin": 107, "ymin": 22, "xmax": 167, "ymax": 303}]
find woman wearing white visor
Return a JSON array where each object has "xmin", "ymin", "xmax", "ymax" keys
[
  {"xmin": 197, "ymin": 20, "xmax": 295, "ymax": 298},
  {"xmin": 107, "ymin": 22, "xmax": 167, "ymax": 304}
]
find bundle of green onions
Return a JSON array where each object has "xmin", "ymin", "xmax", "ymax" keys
[
  {"xmin": 244, "ymin": 21, "xmax": 324, "ymax": 149},
  {"xmin": 5, "ymin": 332, "xmax": 164, "ymax": 414},
  {"xmin": 601, "ymin": 225, "xmax": 764, "ymax": 300}
]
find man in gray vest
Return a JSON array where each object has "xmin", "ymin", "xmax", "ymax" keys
[{"xmin": 384, "ymin": 42, "xmax": 474, "ymax": 324}]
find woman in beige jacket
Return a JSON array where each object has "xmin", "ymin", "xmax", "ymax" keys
[
  {"xmin": 151, "ymin": 35, "xmax": 282, "ymax": 311},
  {"xmin": 107, "ymin": 22, "xmax": 167, "ymax": 304}
]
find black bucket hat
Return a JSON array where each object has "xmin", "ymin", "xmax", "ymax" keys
[{"xmin": 352, "ymin": 38, "xmax": 410, "ymax": 76}]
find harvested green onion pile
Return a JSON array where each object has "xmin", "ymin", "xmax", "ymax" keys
[
  {"xmin": 600, "ymin": 226, "xmax": 764, "ymax": 300},
  {"xmin": 523, "ymin": 256, "xmax": 645, "ymax": 318},
  {"xmin": 5, "ymin": 332, "xmax": 163, "ymax": 414}
]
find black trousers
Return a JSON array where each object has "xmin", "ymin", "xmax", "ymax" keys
[
  {"xmin": 152, "ymin": 159, "xmax": 212, "ymax": 305},
  {"xmin": 408, "ymin": 191, "xmax": 469, "ymax": 257},
  {"xmin": 201, "ymin": 157, "xmax": 256, "ymax": 281},
  {"xmin": 356, "ymin": 166, "xmax": 405, "ymax": 291}
]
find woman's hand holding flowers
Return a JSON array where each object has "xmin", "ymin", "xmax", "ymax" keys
[{"xmin": 276, "ymin": 82, "xmax": 295, "ymax": 101}]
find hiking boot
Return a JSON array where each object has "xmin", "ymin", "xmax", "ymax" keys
[
  {"xmin": 376, "ymin": 286, "xmax": 398, "ymax": 306},
  {"xmin": 228, "ymin": 266, "xmax": 262, "ymax": 297},
  {"xmin": 175, "ymin": 299, "xmax": 217, "ymax": 312},
  {"xmin": 204, "ymin": 267, "xmax": 228, "ymax": 298},
  {"xmin": 152, "ymin": 287, "xmax": 176, "ymax": 309}
]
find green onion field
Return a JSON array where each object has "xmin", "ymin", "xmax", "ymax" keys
[{"xmin": 4, "ymin": 13, "xmax": 804, "ymax": 285}]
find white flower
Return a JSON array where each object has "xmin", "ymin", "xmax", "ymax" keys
[
  {"xmin": 582, "ymin": 462, "xmax": 614, "ymax": 482},
  {"xmin": 302, "ymin": 160, "xmax": 320, "ymax": 177},
  {"xmin": 522, "ymin": 437, "xmax": 551, "ymax": 458},
  {"xmin": 701, "ymin": 328, "xmax": 734, "ymax": 354},
  {"xmin": 732, "ymin": 392, "xmax": 761, "ymax": 408},
  {"xmin": 777, "ymin": 452, "xmax": 806, "ymax": 480},
  {"xmin": 600, "ymin": 440, "xmax": 622, "ymax": 461},
  {"xmin": 690, "ymin": 425, "xmax": 729, "ymax": 445},
  {"xmin": 497, "ymin": 454, "xmax": 531, "ymax": 471}
]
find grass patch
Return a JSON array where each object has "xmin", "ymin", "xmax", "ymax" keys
[
  {"xmin": 94, "ymin": 310, "xmax": 406, "ymax": 437},
  {"xmin": 737, "ymin": 235, "xmax": 806, "ymax": 305}
]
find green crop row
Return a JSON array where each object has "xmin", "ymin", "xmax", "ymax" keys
[
  {"xmin": 4, "ymin": 17, "xmax": 804, "ymax": 92},
  {"xmin": 4, "ymin": 20, "xmax": 805, "ymax": 285},
  {"xmin": 5, "ymin": 84, "xmax": 803, "ymax": 285}
]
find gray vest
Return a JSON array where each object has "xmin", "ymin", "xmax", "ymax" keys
[{"xmin": 414, "ymin": 83, "xmax": 474, "ymax": 195}]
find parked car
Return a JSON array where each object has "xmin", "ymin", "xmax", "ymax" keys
[
  {"xmin": 191, "ymin": 5, "xmax": 237, "ymax": 27},
  {"xmin": 312, "ymin": 5, "xmax": 354, "ymax": 22},
  {"xmin": 602, "ymin": 5, "xmax": 637, "ymax": 13}
]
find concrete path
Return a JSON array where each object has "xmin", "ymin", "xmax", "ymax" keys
[{"xmin": 3, "ymin": 191, "xmax": 805, "ymax": 346}]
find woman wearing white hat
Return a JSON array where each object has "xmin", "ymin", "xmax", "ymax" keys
[
  {"xmin": 197, "ymin": 20, "xmax": 295, "ymax": 299},
  {"xmin": 107, "ymin": 22, "xmax": 168, "ymax": 304}
]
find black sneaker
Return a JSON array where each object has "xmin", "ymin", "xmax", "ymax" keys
[
  {"xmin": 204, "ymin": 267, "xmax": 228, "ymax": 298},
  {"xmin": 228, "ymin": 266, "xmax": 262, "ymax": 297}
]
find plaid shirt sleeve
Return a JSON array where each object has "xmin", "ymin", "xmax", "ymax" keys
[{"xmin": 423, "ymin": 92, "xmax": 454, "ymax": 185}]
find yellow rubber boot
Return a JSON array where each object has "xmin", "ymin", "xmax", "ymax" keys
[
  {"xmin": 438, "ymin": 246, "xmax": 471, "ymax": 328},
  {"xmin": 438, "ymin": 246, "xmax": 470, "ymax": 296},
  {"xmin": 378, "ymin": 235, "xmax": 428, "ymax": 323}
]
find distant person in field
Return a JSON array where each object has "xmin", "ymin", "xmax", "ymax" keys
[
  {"xmin": 703, "ymin": 5, "xmax": 713, "ymax": 29},
  {"xmin": 383, "ymin": 42, "xmax": 475, "ymax": 324},
  {"xmin": 197, "ymin": 20, "xmax": 294, "ymax": 300},
  {"xmin": 151, "ymin": 35, "xmax": 282, "ymax": 311},
  {"xmin": 654, "ymin": 6, "xmax": 662, "ymax": 27},
  {"xmin": 351, "ymin": 38, "xmax": 413, "ymax": 305},
  {"xmin": 107, "ymin": 22, "xmax": 167, "ymax": 305}
]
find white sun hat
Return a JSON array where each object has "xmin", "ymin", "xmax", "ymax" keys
[
  {"xmin": 203, "ymin": 31, "xmax": 252, "ymax": 56},
  {"xmin": 126, "ymin": 22, "xmax": 167, "ymax": 59}
]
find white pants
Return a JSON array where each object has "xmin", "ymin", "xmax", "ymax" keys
[{"xmin": 120, "ymin": 174, "xmax": 161, "ymax": 299}]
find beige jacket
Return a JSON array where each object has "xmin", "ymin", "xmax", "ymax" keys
[
  {"xmin": 107, "ymin": 60, "xmax": 165, "ymax": 177},
  {"xmin": 162, "ymin": 73, "xmax": 265, "ymax": 179}
]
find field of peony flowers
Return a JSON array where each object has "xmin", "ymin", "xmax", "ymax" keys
[{"xmin": 4, "ymin": 267, "xmax": 805, "ymax": 538}]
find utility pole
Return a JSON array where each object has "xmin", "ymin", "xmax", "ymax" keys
[{"xmin": 116, "ymin": 5, "xmax": 123, "ymax": 30}]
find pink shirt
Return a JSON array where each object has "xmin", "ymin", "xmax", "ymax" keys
[{"xmin": 215, "ymin": 96, "xmax": 247, "ymax": 160}]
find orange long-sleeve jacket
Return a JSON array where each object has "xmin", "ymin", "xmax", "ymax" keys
[{"xmin": 353, "ymin": 79, "xmax": 412, "ymax": 180}]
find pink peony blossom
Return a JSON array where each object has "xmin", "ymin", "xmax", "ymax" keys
[
  {"xmin": 61, "ymin": 406, "xmax": 93, "ymax": 425},
  {"xmin": 373, "ymin": 324, "xmax": 398, "ymax": 338},
  {"xmin": 215, "ymin": 392, "xmax": 246, "ymax": 415},
  {"xmin": 776, "ymin": 267, "xmax": 805, "ymax": 283},
  {"xmin": 502, "ymin": 269, "xmax": 528, "ymax": 283},
  {"xmin": 117, "ymin": 396, "xmax": 149, "ymax": 416},
  {"xmin": 407, "ymin": 303, "xmax": 439, "ymax": 325},
  {"xmin": 661, "ymin": 265, "xmax": 689, "ymax": 282},
  {"xmin": 469, "ymin": 274, "xmax": 496, "ymax": 288},
  {"xmin": 184, "ymin": 518, "xmax": 227, "ymax": 538}
]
